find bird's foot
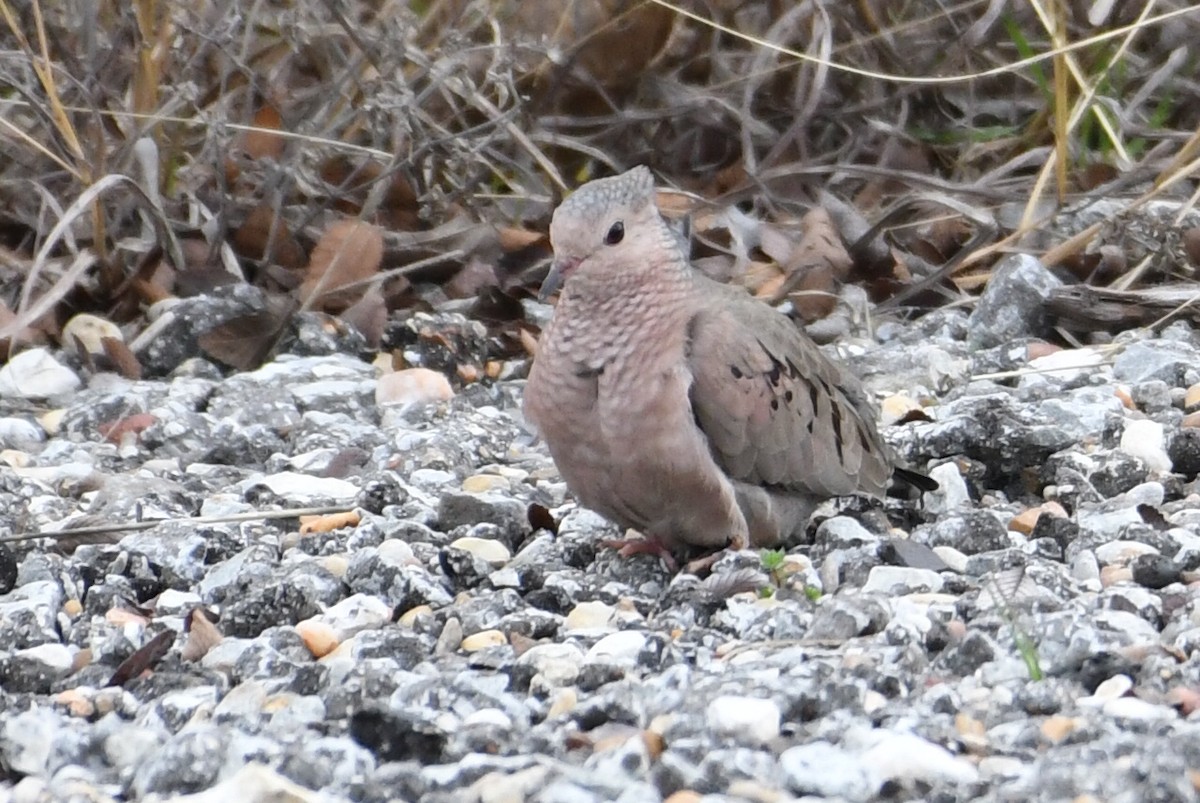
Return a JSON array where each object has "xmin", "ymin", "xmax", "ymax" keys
[
  {"xmin": 682, "ymin": 550, "xmax": 726, "ymax": 575},
  {"xmin": 599, "ymin": 532, "xmax": 679, "ymax": 571}
]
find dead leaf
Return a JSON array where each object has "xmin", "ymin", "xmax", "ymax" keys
[
  {"xmin": 98, "ymin": 413, "xmax": 156, "ymax": 444},
  {"xmin": 497, "ymin": 226, "xmax": 547, "ymax": 252},
  {"xmin": 106, "ymin": 630, "xmax": 174, "ymax": 687},
  {"xmin": 232, "ymin": 202, "xmax": 307, "ymax": 271},
  {"xmin": 101, "ymin": 337, "xmax": 143, "ymax": 380},
  {"xmin": 299, "ymin": 220, "xmax": 385, "ymax": 311},
  {"xmin": 197, "ymin": 295, "xmax": 298, "ymax": 371},
  {"xmin": 319, "ymin": 156, "xmax": 420, "ymax": 231},
  {"xmin": 181, "ymin": 608, "xmax": 223, "ymax": 662},
  {"xmin": 299, "ymin": 510, "xmax": 361, "ymax": 534},
  {"xmin": 758, "ymin": 208, "xmax": 850, "ymax": 320},
  {"xmin": 241, "ymin": 104, "xmax": 284, "ymax": 162},
  {"xmin": 339, "ymin": 292, "xmax": 388, "ymax": 348}
]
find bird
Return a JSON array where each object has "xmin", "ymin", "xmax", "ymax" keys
[{"xmin": 523, "ymin": 166, "xmax": 932, "ymax": 563}]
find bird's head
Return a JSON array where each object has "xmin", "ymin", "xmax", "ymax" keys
[{"xmin": 540, "ymin": 166, "xmax": 668, "ymax": 301}]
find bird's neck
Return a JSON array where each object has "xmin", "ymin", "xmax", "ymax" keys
[{"xmin": 550, "ymin": 260, "xmax": 694, "ymax": 368}]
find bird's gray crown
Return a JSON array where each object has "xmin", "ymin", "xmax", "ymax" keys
[{"xmin": 558, "ymin": 166, "xmax": 655, "ymax": 219}]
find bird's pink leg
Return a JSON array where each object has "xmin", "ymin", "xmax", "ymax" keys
[{"xmin": 598, "ymin": 531, "xmax": 679, "ymax": 571}]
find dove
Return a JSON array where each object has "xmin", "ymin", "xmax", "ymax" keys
[{"xmin": 523, "ymin": 166, "xmax": 932, "ymax": 560}]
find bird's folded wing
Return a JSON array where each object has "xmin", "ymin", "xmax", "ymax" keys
[{"xmin": 686, "ymin": 284, "xmax": 891, "ymax": 497}]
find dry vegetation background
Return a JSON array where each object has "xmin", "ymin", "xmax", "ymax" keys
[{"xmin": 2, "ymin": 0, "xmax": 1200, "ymax": 377}]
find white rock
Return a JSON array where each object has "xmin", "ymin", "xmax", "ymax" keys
[
  {"xmin": 154, "ymin": 589, "xmax": 203, "ymax": 616},
  {"xmin": 0, "ymin": 417, "xmax": 44, "ymax": 449},
  {"xmin": 13, "ymin": 644, "xmax": 73, "ymax": 678},
  {"xmin": 862, "ymin": 566, "xmax": 944, "ymax": 594},
  {"xmin": 852, "ymin": 728, "xmax": 980, "ymax": 785},
  {"xmin": 1, "ymin": 710, "xmax": 58, "ymax": 774},
  {"xmin": 1120, "ymin": 418, "xmax": 1172, "ymax": 472},
  {"xmin": 565, "ymin": 600, "xmax": 618, "ymax": 632},
  {"xmin": 165, "ymin": 763, "xmax": 324, "ymax": 803},
  {"xmin": 449, "ymin": 536, "xmax": 511, "ymax": 566},
  {"xmin": 978, "ymin": 755, "xmax": 1030, "ymax": 780},
  {"xmin": 1103, "ymin": 696, "xmax": 1176, "ymax": 721},
  {"xmin": 1021, "ymin": 347, "xmax": 1104, "ymax": 384},
  {"xmin": 1094, "ymin": 540, "xmax": 1159, "ymax": 566},
  {"xmin": 781, "ymin": 740, "xmax": 877, "ymax": 801},
  {"xmin": 516, "ymin": 643, "xmax": 583, "ymax": 688},
  {"xmin": 706, "ymin": 696, "xmax": 781, "ymax": 744},
  {"xmin": 924, "ymin": 462, "xmax": 971, "ymax": 514},
  {"xmin": 319, "ymin": 593, "xmax": 392, "ymax": 637},
  {"xmin": 240, "ymin": 471, "xmax": 358, "ymax": 504},
  {"xmin": 62, "ymin": 313, "xmax": 123, "ymax": 356},
  {"xmin": 462, "ymin": 708, "xmax": 513, "ymax": 729},
  {"xmin": 585, "ymin": 631, "xmax": 647, "ymax": 666},
  {"xmin": 1079, "ymin": 673, "xmax": 1133, "ymax": 707},
  {"xmin": 377, "ymin": 539, "xmax": 415, "ymax": 566},
  {"xmin": 376, "ymin": 367, "xmax": 454, "ymax": 409},
  {"xmin": 213, "ymin": 680, "xmax": 268, "ymax": 719},
  {"xmin": 932, "ymin": 545, "xmax": 970, "ymax": 573},
  {"xmin": 0, "ymin": 349, "xmax": 80, "ymax": 399},
  {"xmin": 1070, "ymin": 550, "xmax": 1101, "ymax": 582}
]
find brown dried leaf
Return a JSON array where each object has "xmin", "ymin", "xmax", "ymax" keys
[
  {"xmin": 181, "ymin": 608, "xmax": 223, "ymax": 662},
  {"xmin": 911, "ymin": 216, "xmax": 972, "ymax": 264},
  {"xmin": 1184, "ymin": 227, "xmax": 1200, "ymax": 268},
  {"xmin": 101, "ymin": 337, "xmax": 143, "ymax": 380},
  {"xmin": 318, "ymin": 156, "xmax": 420, "ymax": 231},
  {"xmin": 299, "ymin": 220, "xmax": 385, "ymax": 311},
  {"xmin": 232, "ymin": 203, "xmax": 307, "ymax": 271},
  {"xmin": 528, "ymin": 502, "xmax": 557, "ymax": 535},
  {"xmin": 107, "ymin": 630, "xmax": 174, "ymax": 687},
  {"xmin": 197, "ymin": 295, "xmax": 298, "ymax": 371},
  {"xmin": 758, "ymin": 208, "xmax": 849, "ymax": 320},
  {"xmin": 497, "ymin": 226, "xmax": 547, "ymax": 252},
  {"xmin": 299, "ymin": 510, "xmax": 361, "ymax": 534},
  {"xmin": 339, "ymin": 292, "xmax": 388, "ymax": 349},
  {"xmin": 241, "ymin": 104, "xmax": 285, "ymax": 162},
  {"xmin": 98, "ymin": 413, "xmax": 156, "ymax": 444}
]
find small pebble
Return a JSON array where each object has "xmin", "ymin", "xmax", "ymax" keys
[
  {"xmin": 295, "ymin": 620, "xmax": 339, "ymax": 658},
  {"xmin": 461, "ymin": 629, "xmax": 507, "ymax": 652},
  {"xmin": 62, "ymin": 313, "xmax": 123, "ymax": 357},
  {"xmin": 1120, "ymin": 419, "xmax": 1172, "ymax": 472},
  {"xmin": 376, "ymin": 367, "xmax": 454, "ymax": 408},
  {"xmin": 0, "ymin": 348, "xmax": 81, "ymax": 398},
  {"xmin": 585, "ymin": 631, "xmax": 647, "ymax": 666},
  {"xmin": 449, "ymin": 536, "xmax": 511, "ymax": 566},
  {"xmin": 565, "ymin": 600, "xmax": 618, "ymax": 632},
  {"xmin": 706, "ymin": 696, "xmax": 781, "ymax": 744}
]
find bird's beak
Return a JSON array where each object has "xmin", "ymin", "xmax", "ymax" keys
[{"xmin": 538, "ymin": 256, "xmax": 580, "ymax": 302}]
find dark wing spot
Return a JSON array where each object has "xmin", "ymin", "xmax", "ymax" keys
[
  {"xmin": 770, "ymin": 399, "xmax": 779, "ymax": 411},
  {"xmin": 574, "ymin": 364, "xmax": 604, "ymax": 379},
  {"xmin": 766, "ymin": 362, "xmax": 781, "ymax": 386},
  {"xmin": 730, "ymin": 365, "xmax": 744, "ymax": 379},
  {"xmin": 785, "ymin": 390, "xmax": 794, "ymax": 403},
  {"xmin": 830, "ymin": 401, "xmax": 845, "ymax": 463},
  {"xmin": 808, "ymin": 383, "xmax": 820, "ymax": 413}
]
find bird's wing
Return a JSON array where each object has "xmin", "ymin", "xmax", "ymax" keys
[{"xmin": 686, "ymin": 278, "xmax": 891, "ymax": 497}]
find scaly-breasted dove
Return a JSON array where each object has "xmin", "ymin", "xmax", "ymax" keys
[{"xmin": 523, "ymin": 166, "xmax": 930, "ymax": 555}]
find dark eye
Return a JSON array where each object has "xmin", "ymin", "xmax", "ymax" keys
[{"xmin": 604, "ymin": 221, "xmax": 624, "ymax": 245}]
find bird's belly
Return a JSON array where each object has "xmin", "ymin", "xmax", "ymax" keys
[{"xmin": 573, "ymin": 371, "xmax": 741, "ymax": 546}]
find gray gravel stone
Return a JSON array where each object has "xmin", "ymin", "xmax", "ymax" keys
[{"xmin": 967, "ymin": 254, "xmax": 1063, "ymax": 348}]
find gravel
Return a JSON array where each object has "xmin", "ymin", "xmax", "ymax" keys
[{"xmin": 2, "ymin": 291, "xmax": 1200, "ymax": 802}]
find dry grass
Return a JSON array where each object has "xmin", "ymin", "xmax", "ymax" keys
[{"xmin": 1, "ymin": 0, "xmax": 1199, "ymax": 359}]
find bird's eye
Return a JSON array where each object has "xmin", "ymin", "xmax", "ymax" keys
[{"xmin": 604, "ymin": 221, "xmax": 624, "ymax": 245}]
